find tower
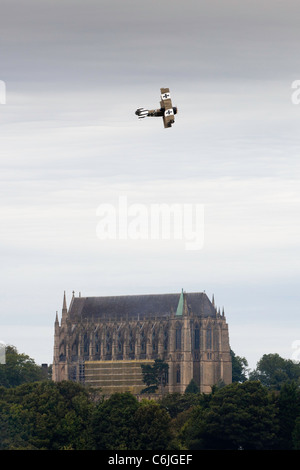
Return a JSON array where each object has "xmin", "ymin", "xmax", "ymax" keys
[{"xmin": 52, "ymin": 291, "xmax": 69, "ymax": 382}]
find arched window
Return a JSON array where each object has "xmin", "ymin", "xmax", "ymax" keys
[
  {"xmin": 59, "ymin": 341, "xmax": 66, "ymax": 360},
  {"xmin": 152, "ymin": 330, "xmax": 156, "ymax": 351},
  {"xmin": 72, "ymin": 341, "xmax": 78, "ymax": 356},
  {"xmin": 164, "ymin": 330, "xmax": 168, "ymax": 351},
  {"xmin": 206, "ymin": 327, "xmax": 212, "ymax": 350},
  {"xmin": 175, "ymin": 324, "xmax": 181, "ymax": 350},
  {"xmin": 176, "ymin": 365, "xmax": 181, "ymax": 383},
  {"xmin": 129, "ymin": 329, "xmax": 135, "ymax": 357},
  {"xmin": 106, "ymin": 331, "xmax": 111, "ymax": 352},
  {"xmin": 141, "ymin": 330, "xmax": 146, "ymax": 353},
  {"xmin": 118, "ymin": 331, "xmax": 123, "ymax": 354},
  {"xmin": 83, "ymin": 333, "xmax": 89, "ymax": 355},
  {"xmin": 95, "ymin": 332, "xmax": 100, "ymax": 355},
  {"xmin": 194, "ymin": 324, "xmax": 200, "ymax": 350}
]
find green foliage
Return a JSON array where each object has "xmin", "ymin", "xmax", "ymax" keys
[
  {"xmin": 92, "ymin": 394, "xmax": 173, "ymax": 450},
  {"xmin": 133, "ymin": 400, "xmax": 172, "ymax": 450},
  {"xmin": 181, "ymin": 381, "xmax": 279, "ymax": 449},
  {"xmin": 0, "ymin": 346, "xmax": 45, "ymax": 387},
  {"xmin": 292, "ymin": 416, "xmax": 300, "ymax": 449},
  {"xmin": 2, "ymin": 379, "xmax": 300, "ymax": 450},
  {"xmin": 0, "ymin": 381, "xmax": 95, "ymax": 449},
  {"xmin": 185, "ymin": 379, "xmax": 199, "ymax": 394},
  {"xmin": 276, "ymin": 382, "xmax": 300, "ymax": 449},
  {"xmin": 1, "ymin": 349, "xmax": 300, "ymax": 450},
  {"xmin": 141, "ymin": 359, "xmax": 169, "ymax": 394},
  {"xmin": 249, "ymin": 353, "xmax": 300, "ymax": 390},
  {"xmin": 231, "ymin": 349, "xmax": 249, "ymax": 382},
  {"xmin": 159, "ymin": 392, "xmax": 205, "ymax": 419},
  {"xmin": 92, "ymin": 392, "xmax": 140, "ymax": 450}
]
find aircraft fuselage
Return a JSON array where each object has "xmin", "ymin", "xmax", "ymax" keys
[{"xmin": 135, "ymin": 107, "xmax": 178, "ymax": 118}]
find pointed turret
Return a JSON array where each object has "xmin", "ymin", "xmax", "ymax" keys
[
  {"xmin": 61, "ymin": 291, "xmax": 68, "ymax": 325},
  {"xmin": 62, "ymin": 291, "xmax": 67, "ymax": 314},
  {"xmin": 54, "ymin": 311, "xmax": 60, "ymax": 334}
]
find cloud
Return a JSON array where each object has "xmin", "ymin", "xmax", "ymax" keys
[{"xmin": 1, "ymin": 0, "xmax": 300, "ymax": 366}]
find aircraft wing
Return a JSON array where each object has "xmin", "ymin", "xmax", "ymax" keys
[{"xmin": 160, "ymin": 87, "xmax": 175, "ymax": 128}]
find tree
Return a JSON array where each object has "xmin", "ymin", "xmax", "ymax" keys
[
  {"xmin": 0, "ymin": 345, "xmax": 45, "ymax": 388},
  {"xmin": 182, "ymin": 381, "xmax": 279, "ymax": 450},
  {"xmin": 141, "ymin": 359, "xmax": 169, "ymax": 394},
  {"xmin": 92, "ymin": 392, "xmax": 140, "ymax": 450},
  {"xmin": 276, "ymin": 382, "xmax": 300, "ymax": 449},
  {"xmin": 159, "ymin": 392, "xmax": 207, "ymax": 419},
  {"xmin": 0, "ymin": 381, "xmax": 95, "ymax": 449},
  {"xmin": 185, "ymin": 379, "xmax": 199, "ymax": 394},
  {"xmin": 249, "ymin": 353, "xmax": 300, "ymax": 390},
  {"xmin": 231, "ymin": 350, "xmax": 249, "ymax": 382},
  {"xmin": 292, "ymin": 416, "xmax": 300, "ymax": 449},
  {"xmin": 133, "ymin": 400, "xmax": 172, "ymax": 450}
]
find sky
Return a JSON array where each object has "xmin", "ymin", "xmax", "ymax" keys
[{"xmin": 1, "ymin": 0, "xmax": 300, "ymax": 371}]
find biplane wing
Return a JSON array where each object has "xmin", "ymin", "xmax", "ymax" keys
[
  {"xmin": 135, "ymin": 87, "xmax": 177, "ymax": 128},
  {"xmin": 160, "ymin": 87, "xmax": 175, "ymax": 128}
]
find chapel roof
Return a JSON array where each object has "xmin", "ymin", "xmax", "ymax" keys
[{"xmin": 66, "ymin": 291, "xmax": 217, "ymax": 321}]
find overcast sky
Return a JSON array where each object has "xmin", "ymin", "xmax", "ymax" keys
[{"xmin": 1, "ymin": 0, "xmax": 300, "ymax": 370}]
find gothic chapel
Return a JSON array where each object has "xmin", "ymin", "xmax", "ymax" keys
[{"xmin": 53, "ymin": 290, "xmax": 232, "ymax": 394}]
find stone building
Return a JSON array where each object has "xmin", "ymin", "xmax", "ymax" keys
[{"xmin": 52, "ymin": 290, "xmax": 232, "ymax": 394}]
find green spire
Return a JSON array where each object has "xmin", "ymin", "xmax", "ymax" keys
[{"xmin": 176, "ymin": 289, "xmax": 184, "ymax": 316}]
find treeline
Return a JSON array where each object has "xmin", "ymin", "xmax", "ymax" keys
[
  {"xmin": 1, "ymin": 379, "xmax": 300, "ymax": 450},
  {"xmin": 1, "ymin": 346, "xmax": 300, "ymax": 450}
]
